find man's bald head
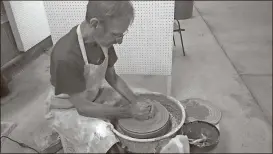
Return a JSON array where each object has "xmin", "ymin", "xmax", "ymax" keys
[
  {"xmin": 85, "ymin": 1, "xmax": 135, "ymax": 25},
  {"xmin": 83, "ymin": 1, "xmax": 134, "ymax": 47}
]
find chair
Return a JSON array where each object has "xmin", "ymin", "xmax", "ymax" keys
[{"xmin": 173, "ymin": 19, "xmax": 186, "ymax": 56}]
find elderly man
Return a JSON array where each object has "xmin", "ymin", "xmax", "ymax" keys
[{"xmin": 45, "ymin": 1, "xmax": 152, "ymax": 153}]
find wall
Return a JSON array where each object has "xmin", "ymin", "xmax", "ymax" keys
[
  {"xmin": 1, "ymin": 1, "xmax": 53, "ymax": 82},
  {"xmin": 1, "ymin": 1, "xmax": 20, "ymax": 67},
  {"xmin": 43, "ymin": 1, "xmax": 174, "ymax": 75},
  {"xmin": 1, "ymin": 22, "xmax": 20, "ymax": 67},
  {"xmin": 3, "ymin": 1, "xmax": 51, "ymax": 52}
]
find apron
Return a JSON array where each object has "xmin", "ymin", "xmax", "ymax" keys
[{"xmin": 44, "ymin": 25, "xmax": 120, "ymax": 153}]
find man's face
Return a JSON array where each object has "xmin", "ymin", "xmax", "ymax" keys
[{"xmin": 92, "ymin": 16, "xmax": 131, "ymax": 48}]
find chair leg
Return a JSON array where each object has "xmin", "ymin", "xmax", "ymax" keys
[
  {"xmin": 173, "ymin": 35, "xmax": 176, "ymax": 46},
  {"xmin": 179, "ymin": 31, "xmax": 186, "ymax": 56},
  {"xmin": 176, "ymin": 19, "xmax": 186, "ymax": 56}
]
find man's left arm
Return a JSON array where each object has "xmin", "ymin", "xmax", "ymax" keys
[
  {"xmin": 105, "ymin": 66, "xmax": 137, "ymax": 104},
  {"xmin": 105, "ymin": 67, "xmax": 154, "ymax": 120}
]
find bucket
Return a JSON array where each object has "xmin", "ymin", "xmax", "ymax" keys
[{"xmin": 175, "ymin": 1, "xmax": 194, "ymax": 20}]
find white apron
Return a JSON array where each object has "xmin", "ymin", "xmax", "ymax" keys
[{"xmin": 44, "ymin": 25, "xmax": 121, "ymax": 153}]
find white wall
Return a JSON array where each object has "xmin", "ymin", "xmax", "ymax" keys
[
  {"xmin": 44, "ymin": 1, "xmax": 174, "ymax": 75},
  {"xmin": 3, "ymin": 1, "xmax": 51, "ymax": 52}
]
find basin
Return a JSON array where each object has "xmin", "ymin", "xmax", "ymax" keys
[{"xmin": 112, "ymin": 92, "xmax": 186, "ymax": 153}]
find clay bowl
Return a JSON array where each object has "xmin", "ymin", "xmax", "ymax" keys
[{"xmin": 180, "ymin": 121, "xmax": 220, "ymax": 150}]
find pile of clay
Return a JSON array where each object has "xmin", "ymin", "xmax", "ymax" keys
[{"xmin": 115, "ymin": 94, "xmax": 182, "ymax": 139}]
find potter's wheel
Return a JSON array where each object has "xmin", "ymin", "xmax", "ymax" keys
[{"xmin": 118, "ymin": 101, "xmax": 170, "ymax": 139}]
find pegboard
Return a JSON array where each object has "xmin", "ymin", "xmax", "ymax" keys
[
  {"xmin": 44, "ymin": 1, "xmax": 174, "ymax": 75},
  {"xmin": 3, "ymin": 1, "xmax": 51, "ymax": 52}
]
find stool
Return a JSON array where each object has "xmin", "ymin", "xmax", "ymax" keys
[{"xmin": 173, "ymin": 19, "xmax": 186, "ymax": 56}]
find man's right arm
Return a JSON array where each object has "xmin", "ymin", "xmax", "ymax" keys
[
  {"xmin": 52, "ymin": 60, "xmax": 132, "ymax": 120},
  {"xmin": 69, "ymin": 92, "xmax": 132, "ymax": 120}
]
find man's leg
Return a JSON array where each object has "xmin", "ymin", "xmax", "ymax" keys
[
  {"xmin": 48, "ymin": 109, "xmax": 119, "ymax": 153},
  {"xmin": 94, "ymin": 87, "xmax": 130, "ymax": 153},
  {"xmin": 107, "ymin": 142, "xmax": 127, "ymax": 153}
]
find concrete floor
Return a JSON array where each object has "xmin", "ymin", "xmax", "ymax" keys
[
  {"xmin": 1, "ymin": 1, "xmax": 272, "ymax": 153},
  {"xmin": 172, "ymin": 4, "xmax": 272, "ymax": 152},
  {"xmin": 194, "ymin": 1, "xmax": 272, "ymax": 124}
]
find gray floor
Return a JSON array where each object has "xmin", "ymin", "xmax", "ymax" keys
[
  {"xmin": 194, "ymin": 1, "xmax": 272, "ymax": 124},
  {"xmin": 1, "ymin": 1, "xmax": 272, "ymax": 153}
]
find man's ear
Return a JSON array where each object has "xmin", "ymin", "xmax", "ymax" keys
[{"xmin": 88, "ymin": 18, "xmax": 99, "ymax": 28}]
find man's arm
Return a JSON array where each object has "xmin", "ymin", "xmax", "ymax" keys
[
  {"xmin": 105, "ymin": 66, "xmax": 137, "ymax": 104},
  {"xmin": 52, "ymin": 59, "xmax": 132, "ymax": 120},
  {"xmin": 69, "ymin": 92, "xmax": 132, "ymax": 119}
]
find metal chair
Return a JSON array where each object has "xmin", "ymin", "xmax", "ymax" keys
[{"xmin": 173, "ymin": 19, "xmax": 186, "ymax": 56}]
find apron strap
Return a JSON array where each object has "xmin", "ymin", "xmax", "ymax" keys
[
  {"xmin": 101, "ymin": 47, "xmax": 109, "ymax": 58},
  {"xmin": 76, "ymin": 25, "xmax": 89, "ymax": 65}
]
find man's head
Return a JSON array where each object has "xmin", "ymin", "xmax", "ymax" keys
[{"xmin": 84, "ymin": 1, "xmax": 134, "ymax": 47}]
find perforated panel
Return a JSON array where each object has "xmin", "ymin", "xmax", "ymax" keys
[
  {"xmin": 43, "ymin": 1, "xmax": 88, "ymax": 44},
  {"xmin": 3, "ymin": 1, "xmax": 51, "ymax": 52},
  {"xmin": 44, "ymin": 1, "xmax": 174, "ymax": 75}
]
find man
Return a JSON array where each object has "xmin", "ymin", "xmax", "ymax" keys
[{"xmin": 45, "ymin": 1, "xmax": 152, "ymax": 153}]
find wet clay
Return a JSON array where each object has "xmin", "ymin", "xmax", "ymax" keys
[
  {"xmin": 131, "ymin": 100, "xmax": 157, "ymax": 121},
  {"xmin": 118, "ymin": 99, "xmax": 170, "ymax": 139},
  {"xmin": 115, "ymin": 93, "xmax": 183, "ymax": 139},
  {"xmin": 182, "ymin": 121, "xmax": 220, "ymax": 148},
  {"xmin": 185, "ymin": 101, "xmax": 209, "ymax": 120},
  {"xmin": 181, "ymin": 98, "xmax": 222, "ymax": 125}
]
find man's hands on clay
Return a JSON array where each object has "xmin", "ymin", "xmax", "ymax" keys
[{"xmin": 128, "ymin": 99, "xmax": 156, "ymax": 120}]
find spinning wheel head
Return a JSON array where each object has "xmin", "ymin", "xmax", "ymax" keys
[{"xmin": 117, "ymin": 100, "xmax": 171, "ymax": 139}]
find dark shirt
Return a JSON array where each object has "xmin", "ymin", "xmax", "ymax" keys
[{"xmin": 50, "ymin": 26, "xmax": 118, "ymax": 95}]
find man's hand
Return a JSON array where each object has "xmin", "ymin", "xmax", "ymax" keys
[
  {"xmin": 128, "ymin": 100, "xmax": 156, "ymax": 120},
  {"xmin": 69, "ymin": 92, "xmax": 132, "ymax": 120}
]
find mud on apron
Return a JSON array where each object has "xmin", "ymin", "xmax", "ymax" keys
[{"xmin": 45, "ymin": 25, "xmax": 120, "ymax": 153}]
